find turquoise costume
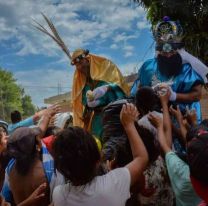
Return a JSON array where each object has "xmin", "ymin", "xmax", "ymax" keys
[{"xmin": 131, "ymin": 58, "xmax": 204, "ymax": 122}]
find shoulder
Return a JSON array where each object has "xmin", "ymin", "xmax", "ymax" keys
[
  {"xmin": 104, "ymin": 167, "xmax": 131, "ymax": 186},
  {"xmin": 139, "ymin": 58, "xmax": 157, "ymax": 76},
  {"xmin": 165, "ymin": 152, "xmax": 190, "ymax": 179},
  {"xmin": 141, "ymin": 58, "xmax": 156, "ymax": 69},
  {"xmin": 52, "ymin": 184, "xmax": 68, "ymax": 204},
  {"xmin": 181, "ymin": 63, "xmax": 203, "ymax": 82}
]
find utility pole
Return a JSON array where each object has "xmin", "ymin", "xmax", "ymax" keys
[{"xmin": 58, "ymin": 83, "xmax": 62, "ymax": 95}]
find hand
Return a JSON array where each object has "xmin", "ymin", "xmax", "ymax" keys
[
  {"xmin": 168, "ymin": 86, "xmax": 177, "ymax": 101},
  {"xmin": 148, "ymin": 112, "xmax": 163, "ymax": 129},
  {"xmin": 92, "ymin": 85, "xmax": 109, "ymax": 100},
  {"xmin": 18, "ymin": 183, "xmax": 47, "ymax": 206},
  {"xmin": 86, "ymin": 90, "xmax": 95, "ymax": 101},
  {"xmin": 158, "ymin": 84, "xmax": 171, "ymax": 104},
  {"xmin": 87, "ymin": 99, "xmax": 100, "ymax": 108},
  {"xmin": 185, "ymin": 107, "xmax": 197, "ymax": 125},
  {"xmin": 0, "ymin": 195, "xmax": 11, "ymax": 206},
  {"xmin": 46, "ymin": 104, "xmax": 61, "ymax": 117},
  {"xmin": 120, "ymin": 103, "xmax": 139, "ymax": 128},
  {"xmin": 169, "ymin": 105, "xmax": 183, "ymax": 121}
]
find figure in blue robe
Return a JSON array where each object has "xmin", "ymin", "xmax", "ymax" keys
[{"xmin": 131, "ymin": 58, "xmax": 204, "ymax": 123}]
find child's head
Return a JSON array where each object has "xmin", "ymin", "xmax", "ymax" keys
[
  {"xmin": 0, "ymin": 127, "xmax": 7, "ymax": 153},
  {"xmin": 187, "ymin": 134, "xmax": 208, "ymax": 203},
  {"xmin": 52, "ymin": 127, "xmax": 100, "ymax": 186},
  {"xmin": 135, "ymin": 87, "xmax": 161, "ymax": 115},
  {"xmin": 11, "ymin": 110, "xmax": 22, "ymax": 124}
]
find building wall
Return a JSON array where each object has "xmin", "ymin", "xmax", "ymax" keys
[{"xmin": 201, "ymin": 88, "xmax": 208, "ymax": 120}]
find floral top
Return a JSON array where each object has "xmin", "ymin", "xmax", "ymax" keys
[{"xmin": 137, "ymin": 156, "xmax": 175, "ymax": 206}]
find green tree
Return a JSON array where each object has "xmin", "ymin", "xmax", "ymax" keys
[
  {"xmin": 0, "ymin": 68, "xmax": 35, "ymax": 122},
  {"xmin": 134, "ymin": 0, "xmax": 208, "ymax": 64},
  {"xmin": 21, "ymin": 93, "xmax": 36, "ymax": 118}
]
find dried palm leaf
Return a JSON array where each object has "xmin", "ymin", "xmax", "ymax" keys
[{"xmin": 33, "ymin": 13, "xmax": 72, "ymax": 60}]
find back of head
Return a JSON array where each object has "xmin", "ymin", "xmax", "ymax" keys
[
  {"xmin": 187, "ymin": 134, "xmax": 208, "ymax": 184},
  {"xmin": 52, "ymin": 127, "xmax": 100, "ymax": 186},
  {"xmin": 135, "ymin": 124, "xmax": 160, "ymax": 162},
  {"xmin": 7, "ymin": 127, "xmax": 41, "ymax": 175},
  {"xmin": 186, "ymin": 124, "xmax": 208, "ymax": 143},
  {"xmin": 0, "ymin": 120, "xmax": 8, "ymax": 134},
  {"xmin": 135, "ymin": 87, "xmax": 161, "ymax": 115},
  {"xmin": 11, "ymin": 110, "xmax": 22, "ymax": 124},
  {"xmin": 102, "ymin": 98, "xmax": 133, "ymax": 164}
]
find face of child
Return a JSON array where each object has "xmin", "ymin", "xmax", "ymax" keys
[{"xmin": 0, "ymin": 128, "xmax": 8, "ymax": 153}]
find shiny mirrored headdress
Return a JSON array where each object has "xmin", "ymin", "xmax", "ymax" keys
[{"xmin": 153, "ymin": 16, "xmax": 184, "ymax": 52}]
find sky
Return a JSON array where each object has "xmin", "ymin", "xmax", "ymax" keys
[{"xmin": 0, "ymin": 0, "xmax": 155, "ymax": 107}]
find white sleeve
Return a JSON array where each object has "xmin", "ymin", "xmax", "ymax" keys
[
  {"xmin": 52, "ymin": 185, "xmax": 64, "ymax": 206},
  {"xmin": 49, "ymin": 170, "xmax": 65, "ymax": 201},
  {"xmin": 178, "ymin": 48, "xmax": 208, "ymax": 83}
]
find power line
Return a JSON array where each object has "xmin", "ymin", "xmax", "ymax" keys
[{"xmin": 21, "ymin": 85, "xmax": 71, "ymax": 89}]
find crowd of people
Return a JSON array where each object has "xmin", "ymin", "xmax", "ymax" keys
[{"xmin": 0, "ymin": 16, "xmax": 208, "ymax": 206}]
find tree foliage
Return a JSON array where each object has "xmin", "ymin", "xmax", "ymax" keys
[
  {"xmin": 0, "ymin": 68, "xmax": 36, "ymax": 122},
  {"xmin": 134, "ymin": 0, "xmax": 208, "ymax": 64}
]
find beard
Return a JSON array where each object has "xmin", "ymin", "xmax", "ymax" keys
[{"xmin": 157, "ymin": 53, "xmax": 183, "ymax": 78}]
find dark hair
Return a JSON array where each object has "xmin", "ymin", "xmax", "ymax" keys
[
  {"xmin": 135, "ymin": 124, "xmax": 159, "ymax": 162},
  {"xmin": 52, "ymin": 127, "xmax": 100, "ymax": 186},
  {"xmin": 102, "ymin": 99, "xmax": 159, "ymax": 167},
  {"xmin": 7, "ymin": 129, "xmax": 39, "ymax": 176},
  {"xmin": 200, "ymin": 119, "xmax": 208, "ymax": 128},
  {"xmin": 187, "ymin": 134, "xmax": 208, "ymax": 184},
  {"xmin": 186, "ymin": 124, "xmax": 208, "ymax": 143},
  {"xmin": 11, "ymin": 110, "xmax": 22, "ymax": 124},
  {"xmin": 12, "ymin": 139, "xmax": 38, "ymax": 176},
  {"xmin": 135, "ymin": 87, "xmax": 161, "ymax": 115}
]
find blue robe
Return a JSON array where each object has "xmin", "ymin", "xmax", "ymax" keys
[{"xmin": 131, "ymin": 58, "xmax": 204, "ymax": 122}]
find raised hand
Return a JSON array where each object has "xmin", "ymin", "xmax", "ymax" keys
[
  {"xmin": 148, "ymin": 112, "xmax": 163, "ymax": 129},
  {"xmin": 120, "ymin": 103, "xmax": 139, "ymax": 128}
]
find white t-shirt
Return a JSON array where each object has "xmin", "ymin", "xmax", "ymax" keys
[{"xmin": 52, "ymin": 167, "xmax": 131, "ymax": 206}]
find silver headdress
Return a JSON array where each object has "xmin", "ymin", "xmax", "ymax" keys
[{"xmin": 153, "ymin": 16, "xmax": 184, "ymax": 52}]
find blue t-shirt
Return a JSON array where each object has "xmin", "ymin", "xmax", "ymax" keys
[{"xmin": 8, "ymin": 117, "xmax": 34, "ymax": 134}]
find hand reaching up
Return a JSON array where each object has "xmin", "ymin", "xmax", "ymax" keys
[
  {"xmin": 120, "ymin": 103, "xmax": 139, "ymax": 128},
  {"xmin": 148, "ymin": 112, "xmax": 163, "ymax": 129},
  {"xmin": 169, "ymin": 105, "xmax": 183, "ymax": 122},
  {"xmin": 185, "ymin": 107, "xmax": 197, "ymax": 126},
  {"xmin": 46, "ymin": 104, "xmax": 61, "ymax": 118}
]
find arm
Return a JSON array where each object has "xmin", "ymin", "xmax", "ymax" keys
[
  {"xmin": 175, "ymin": 84, "xmax": 202, "ymax": 103},
  {"xmin": 159, "ymin": 90, "xmax": 172, "ymax": 147},
  {"xmin": 17, "ymin": 183, "xmax": 47, "ymax": 206},
  {"xmin": 37, "ymin": 104, "xmax": 61, "ymax": 139},
  {"xmin": 169, "ymin": 105, "xmax": 187, "ymax": 144},
  {"xmin": 148, "ymin": 113, "xmax": 172, "ymax": 154},
  {"xmin": 120, "ymin": 103, "xmax": 148, "ymax": 186}
]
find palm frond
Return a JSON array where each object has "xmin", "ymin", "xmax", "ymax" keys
[{"xmin": 33, "ymin": 13, "xmax": 72, "ymax": 60}]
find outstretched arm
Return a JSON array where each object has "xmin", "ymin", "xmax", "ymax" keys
[
  {"xmin": 148, "ymin": 113, "xmax": 172, "ymax": 154},
  {"xmin": 175, "ymin": 84, "xmax": 202, "ymax": 103},
  {"xmin": 120, "ymin": 103, "xmax": 148, "ymax": 186}
]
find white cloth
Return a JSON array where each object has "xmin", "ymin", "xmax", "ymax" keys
[
  {"xmin": 178, "ymin": 48, "xmax": 208, "ymax": 83},
  {"xmin": 52, "ymin": 168, "xmax": 131, "ymax": 206},
  {"xmin": 92, "ymin": 85, "xmax": 108, "ymax": 99},
  {"xmin": 137, "ymin": 111, "xmax": 163, "ymax": 138}
]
